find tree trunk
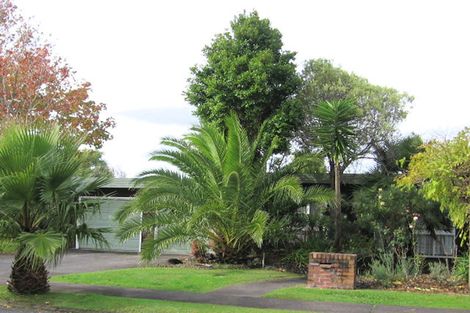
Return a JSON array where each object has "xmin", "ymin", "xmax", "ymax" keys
[
  {"xmin": 333, "ymin": 161, "xmax": 342, "ymax": 252},
  {"xmin": 8, "ymin": 253, "xmax": 49, "ymax": 295}
]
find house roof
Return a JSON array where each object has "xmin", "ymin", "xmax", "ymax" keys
[{"xmin": 101, "ymin": 178, "xmax": 140, "ymax": 189}]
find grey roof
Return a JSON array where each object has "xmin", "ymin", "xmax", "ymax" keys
[{"xmin": 101, "ymin": 178, "xmax": 141, "ymax": 189}]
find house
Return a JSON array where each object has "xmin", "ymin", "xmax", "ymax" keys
[{"xmin": 78, "ymin": 176, "xmax": 456, "ymax": 259}]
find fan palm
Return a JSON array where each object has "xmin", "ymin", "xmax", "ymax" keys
[
  {"xmin": 117, "ymin": 114, "xmax": 331, "ymax": 263},
  {"xmin": 0, "ymin": 124, "xmax": 109, "ymax": 294},
  {"xmin": 312, "ymin": 100, "xmax": 359, "ymax": 251}
]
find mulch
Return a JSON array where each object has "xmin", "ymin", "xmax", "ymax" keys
[{"xmin": 357, "ymin": 275, "xmax": 469, "ymax": 294}]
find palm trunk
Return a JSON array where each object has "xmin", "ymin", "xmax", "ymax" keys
[
  {"xmin": 8, "ymin": 251, "xmax": 49, "ymax": 294},
  {"xmin": 333, "ymin": 161, "xmax": 342, "ymax": 252}
]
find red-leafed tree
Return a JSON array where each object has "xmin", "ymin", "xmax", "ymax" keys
[{"xmin": 0, "ymin": 0, "xmax": 114, "ymax": 148}]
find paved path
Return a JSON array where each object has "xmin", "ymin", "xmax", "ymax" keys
[
  {"xmin": 47, "ymin": 280, "xmax": 470, "ymax": 313},
  {"xmin": 0, "ymin": 251, "xmax": 178, "ymax": 279}
]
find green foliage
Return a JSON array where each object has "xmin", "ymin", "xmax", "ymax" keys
[
  {"xmin": 310, "ymin": 99, "xmax": 360, "ymax": 251},
  {"xmin": 398, "ymin": 129, "xmax": 470, "ymax": 287},
  {"xmin": 369, "ymin": 253, "xmax": 424, "ymax": 287},
  {"xmin": 298, "ymin": 59, "xmax": 413, "ymax": 163},
  {"xmin": 396, "ymin": 255, "xmax": 423, "ymax": 280},
  {"xmin": 185, "ymin": 11, "xmax": 301, "ymax": 152},
  {"xmin": 0, "ymin": 124, "xmax": 109, "ymax": 293},
  {"xmin": 398, "ymin": 129, "xmax": 470, "ymax": 233},
  {"xmin": 429, "ymin": 262, "xmax": 450, "ymax": 283},
  {"xmin": 350, "ymin": 135, "xmax": 450, "ymax": 260},
  {"xmin": 453, "ymin": 256, "xmax": 469, "ymax": 282},
  {"xmin": 311, "ymin": 100, "xmax": 360, "ymax": 163},
  {"xmin": 281, "ymin": 248, "xmax": 309, "ymax": 274},
  {"xmin": 369, "ymin": 253, "xmax": 396, "ymax": 287},
  {"xmin": 117, "ymin": 114, "xmax": 331, "ymax": 263}
]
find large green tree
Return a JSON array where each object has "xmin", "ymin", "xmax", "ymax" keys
[
  {"xmin": 297, "ymin": 59, "xmax": 413, "ymax": 174},
  {"xmin": 0, "ymin": 124, "xmax": 109, "ymax": 294},
  {"xmin": 398, "ymin": 129, "xmax": 470, "ymax": 287},
  {"xmin": 185, "ymin": 11, "xmax": 301, "ymax": 152},
  {"xmin": 117, "ymin": 114, "xmax": 331, "ymax": 263}
]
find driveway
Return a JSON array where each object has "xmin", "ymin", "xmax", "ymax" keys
[{"xmin": 0, "ymin": 251, "xmax": 179, "ymax": 279}]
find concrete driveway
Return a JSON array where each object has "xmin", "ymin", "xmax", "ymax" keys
[{"xmin": 0, "ymin": 251, "xmax": 178, "ymax": 279}]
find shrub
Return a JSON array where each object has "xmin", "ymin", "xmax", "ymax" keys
[
  {"xmin": 369, "ymin": 253, "xmax": 396, "ymax": 287},
  {"xmin": 453, "ymin": 255, "xmax": 469, "ymax": 282},
  {"xmin": 429, "ymin": 262, "xmax": 450, "ymax": 282}
]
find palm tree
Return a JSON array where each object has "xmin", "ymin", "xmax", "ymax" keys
[
  {"xmin": 312, "ymin": 100, "xmax": 359, "ymax": 252},
  {"xmin": 117, "ymin": 114, "xmax": 331, "ymax": 263},
  {"xmin": 0, "ymin": 124, "xmax": 109, "ymax": 294}
]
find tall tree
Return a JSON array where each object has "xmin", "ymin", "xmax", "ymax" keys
[
  {"xmin": 185, "ymin": 11, "xmax": 301, "ymax": 152},
  {"xmin": 0, "ymin": 124, "xmax": 109, "ymax": 294},
  {"xmin": 116, "ymin": 114, "xmax": 331, "ymax": 263},
  {"xmin": 297, "ymin": 59, "xmax": 413, "ymax": 174},
  {"xmin": 0, "ymin": 0, "xmax": 115, "ymax": 148},
  {"xmin": 398, "ymin": 129, "xmax": 470, "ymax": 287},
  {"xmin": 311, "ymin": 100, "xmax": 360, "ymax": 251}
]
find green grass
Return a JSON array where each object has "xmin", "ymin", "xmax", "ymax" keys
[
  {"xmin": 0, "ymin": 286, "xmax": 305, "ymax": 313},
  {"xmin": 52, "ymin": 267, "xmax": 300, "ymax": 293},
  {"xmin": 265, "ymin": 286, "xmax": 470, "ymax": 310}
]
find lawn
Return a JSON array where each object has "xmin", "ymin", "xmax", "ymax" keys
[
  {"xmin": 51, "ymin": 267, "xmax": 300, "ymax": 293},
  {"xmin": 0, "ymin": 286, "xmax": 305, "ymax": 313},
  {"xmin": 265, "ymin": 286, "xmax": 470, "ymax": 310}
]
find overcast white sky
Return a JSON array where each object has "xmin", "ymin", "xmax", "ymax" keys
[{"xmin": 15, "ymin": 0, "xmax": 470, "ymax": 177}]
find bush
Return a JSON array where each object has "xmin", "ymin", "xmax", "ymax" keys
[
  {"xmin": 429, "ymin": 262, "xmax": 450, "ymax": 282},
  {"xmin": 0, "ymin": 240, "xmax": 17, "ymax": 254},
  {"xmin": 453, "ymin": 255, "xmax": 469, "ymax": 282},
  {"xmin": 369, "ymin": 253, "xmax": 396, "ymax": 287},
  {"xmin": 281, "ymin": 248, "xmax": 310, "ymax": 274}
]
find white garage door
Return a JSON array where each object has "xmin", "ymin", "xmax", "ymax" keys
[{"xmin": 78, "ymin": 197, "xmax": 191, "ymax": 255}]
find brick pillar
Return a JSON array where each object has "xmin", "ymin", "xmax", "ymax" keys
[{"xmin": 307, "ymin": 252, "xmax": 356, "ymax": 289}]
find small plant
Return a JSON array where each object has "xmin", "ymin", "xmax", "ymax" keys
[
  {"xmin": 429, "ymin": 262, "xmax": 450, "ymax": 282},
  {"xmin": 369, "ymin": 253, "xmax": 396, "ymax": 287},
  {"xmin": 453, "ymin": 255, "xmax": 469, "ymax": 282},
  {"xmin": 396, "ymin": 255, "xmax": 423, "ymax": 280}
]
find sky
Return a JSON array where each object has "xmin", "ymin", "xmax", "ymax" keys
[{"xmin": 14, "ymin": 0, "xmax": 470, "ymax": 177}]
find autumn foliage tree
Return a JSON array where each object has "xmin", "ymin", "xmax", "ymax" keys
[{"xmin": 0, "ymin": 0, "xmax": 114, "ymax": 148}]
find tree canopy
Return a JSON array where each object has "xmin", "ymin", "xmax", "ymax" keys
[
  {"xmin": 398, "ymin": 129, "xmax": 470, "ymax": 233},
  {"xmin": 0, "ymin": 0, "xmax": 115, "ymax": 148},
  {"xmin": 185, "ymin": 11, "xmax": 301, "ymax": 152},
  {"xmin": 297, "ymin": 59, "xmax": 413, "ymax": 168}
]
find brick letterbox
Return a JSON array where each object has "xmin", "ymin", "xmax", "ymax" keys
[{"xmin": 307, "ymin": 252, "xmax": 356, "ymax": 289}]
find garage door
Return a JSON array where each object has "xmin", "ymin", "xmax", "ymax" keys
[
  {"xmin": 78, "ymin": 197, "xmax": 191, "ymax": 255},
  {"xmin": 78, "ymin": 197, "xmax": 141, "ymax": 252}
]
